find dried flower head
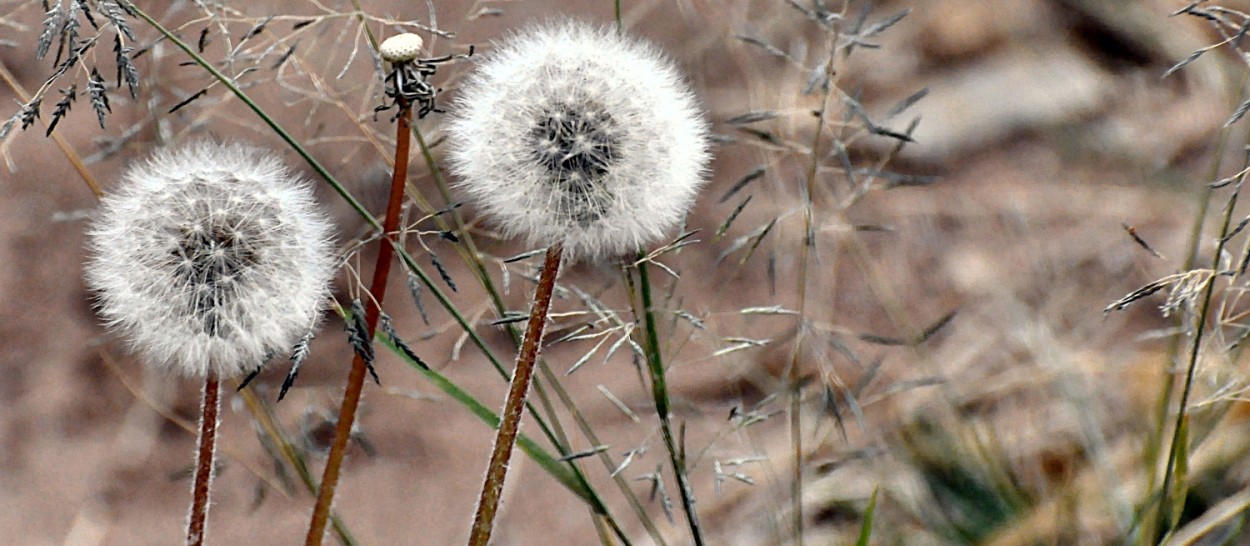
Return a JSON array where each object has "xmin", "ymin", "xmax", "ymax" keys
[
  {"xmin": 447, "ymin": 20, "xmax": 711, "ymax": 261},
  {"xmin": 380, "ymin": 33, "xmax": 425, "ymax": 64},
  {"xmin": 86, "ymin": 141, "xmax": 336, "ymax": 379}
]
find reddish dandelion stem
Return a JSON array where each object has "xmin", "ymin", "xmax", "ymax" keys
[
  {"xmin": 305, "ymin": 103, "xmax": 412, "ymax": 546},
  {"xmin": 187, "ymin": 374, "xmax": 221, "ymax": 546},
  {"xmin": 468, "ymin": 244, "xmax": 564, "ymax": 546}
]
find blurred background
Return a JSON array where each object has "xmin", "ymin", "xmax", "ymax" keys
[{"xmin": 2, "ymin": 0, "xmax": 1248, "ymax": 544}]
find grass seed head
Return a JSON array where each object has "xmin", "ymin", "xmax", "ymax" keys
[
  {"xmin": 85, "ymin": 141, "xmax": 336, "ymax": 379},
  {"xmin": 446, "ymin": 19, "xmax": 711, "ymax": 262}
]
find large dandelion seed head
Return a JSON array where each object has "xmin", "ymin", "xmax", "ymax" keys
[
  {"xmin": 447, "ymin": 20, "xmax": 711, "ymax": 262},
  {"xmin": 86, "ymin": 141, "xmax": 336, "ymax": 379}
]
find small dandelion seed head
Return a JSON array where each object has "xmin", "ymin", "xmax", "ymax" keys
[
  {"xmin": 380, "ymin": 33, "xmax": 425, "ymax": 64},
  {"xmin": 447, "ymin": 19, "xmax": 712, "ymax": 262},
  {"xmin": 85, "ymin": 141, "xmax": 337, "ymax": 379}
]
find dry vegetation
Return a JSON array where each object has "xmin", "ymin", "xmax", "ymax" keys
[{"xmin": 3, "ymin": 0, "xmax": 1250, "ymax": 544}]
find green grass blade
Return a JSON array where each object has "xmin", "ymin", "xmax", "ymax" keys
[
  {"xmin": 1170, "ymin": 417, "xmax": 1190, "ymax": 532},
  {"xmin": 856, "ymin": 487, "xmax": 880, "ymax": 546},
  {"xmin": 635, "ymin": 255, "xmax": 704, "ymax": 545}
]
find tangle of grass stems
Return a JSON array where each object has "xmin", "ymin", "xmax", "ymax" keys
[
  {"xmin": 236, "ymin": 389, "xmax": 359, "ymax": 545},
  {"xmin": 1135, "ymin": 73, "xmax": 1249, "ymax": 546},
  {"xmin": 1152, "ymin": 147, "xmax": 1250, "ymax": 540},
  {"xmin": 785, "ymin": 22, "xmax": 843, "ymax": 544}
]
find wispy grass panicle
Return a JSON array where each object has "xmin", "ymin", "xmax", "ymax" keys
[
  {"xmin": 86, "ymin": 141, "xmax": 336, "ymax": 379},
  {"xmin": 447, "ymin": 19, "xmax": 711, "ymax": 262},
  {"xmin": 1, "ymin": 0, "xmax": 138, "ymax": 141}
]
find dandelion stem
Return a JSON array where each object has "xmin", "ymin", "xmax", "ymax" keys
[
  {"xmin": 236, "ymin": 390, "xmax": 358, "ymax": 545},
  {"xmin": 187, "ymin": 374, "xmax": 221, "ymax": 546},
  {"xmin": 411, "ymin": 130, "xmax": 634, "ymax": 544},
  {"xmin": 305, "ymin": 102, "xmax": 412, "ymax": 546},
  {"xmin": 468, "ymin": 244, "xmax": 564, "ymax": 546},
  {"xmin": 636, "ymin": 255, "xmax": 705, "ymax": 546}
]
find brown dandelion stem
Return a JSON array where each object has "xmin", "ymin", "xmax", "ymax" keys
[
  {"xmin": 305, "ymin": 101, "xmax": 412, "ymax": 546},
  {"xmin": 468, "ymin": 244, "xmax": 563, "ymax": 546},
  {"xmin": 187, "ymin": 374, "xmax": 221, "ymax": 546}
]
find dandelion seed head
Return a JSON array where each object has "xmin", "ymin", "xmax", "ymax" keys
[
  {"xmin": 447, "ymin": 20, "xmax": 711, "ymax": 261},
  {"xmin": 380, "ymin": 33, "xmax": 425, "ymax": 64},
  {"xmin": 86, "ymin": 141, "xmax": 336, "ymax": 379}
]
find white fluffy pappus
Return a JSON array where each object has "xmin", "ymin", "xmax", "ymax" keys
[
  {"xmin": 86, "ymin": 141, "xmax": 336, "ymax": 379},
  {"xmin": 446, "ymin": 20, "xmax": 711, "ymax": 262}
]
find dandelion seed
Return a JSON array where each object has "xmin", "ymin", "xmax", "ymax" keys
[
  {"xmin": 85, "ymin": 141, "xmax": 336, "ymax": 379},
  {"xmin": 447, "ymin": 19, "xmax": 711, "ymax": 262}
]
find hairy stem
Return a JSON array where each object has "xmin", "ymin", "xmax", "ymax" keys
[
  {"xmin": 306, "ymin": 102, "xmax": 412, "ymax": 546},
  {"xmin": 187, "ymin": 375, "xmax": 221, "ymax": 546},
  {"xmin": 236, "ymin": 390, "xmax": 358, "ymax": 545},
  {"xmin": 412, "ymin": 126, "xmax": 638, "ymax": 544},
  {"xmin": 468, "ymin": 244, "xmax": 564, "ymax": 546}
]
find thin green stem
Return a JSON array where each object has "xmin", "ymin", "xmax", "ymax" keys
[
  {"xmin": 376, "ymin": 331, "xmax": 632, "ymax": 544},
  {"xmin": 636, "ymin": 255, "xmax": 704, "ymax": 546},
  {"xmin": 1138, "ymin": 73, "xmax": 1247, "ymax": 546},
  {"xmin": 411, "ymin": 127, "xmax": 571, "ymax": 464},
  {"xmin": 469, "ymin": 244, "xmax": 564, "ymax": 546},
  {"xmin": 533, "ymin": 361, "xmax": 664, "ymax": 545},
  {"xmin": 1154, "ymin": 158, "xmax": 1249, "ymax": 537}
]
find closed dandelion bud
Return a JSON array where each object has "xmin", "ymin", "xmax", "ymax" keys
[
  {"xmin": 86, "ymin": 141, "xmax": 336, "ymax": 379},
  {"xmin": 447, "ymin": 20, "xmax": 711, "ymax": 262}
]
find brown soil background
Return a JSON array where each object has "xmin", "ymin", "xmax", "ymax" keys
[{"xmin": 1, "ymin": 0, "xmax": 1246, "ymax": 544}]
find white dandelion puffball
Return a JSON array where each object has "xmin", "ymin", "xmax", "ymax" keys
[
  {"xmin": 447, "ymin": 20, "xmax": 711, "ymax": 262},
  {"xmin": 86, "ymin": 142, "xmax": 336, "ymax": 379}
]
